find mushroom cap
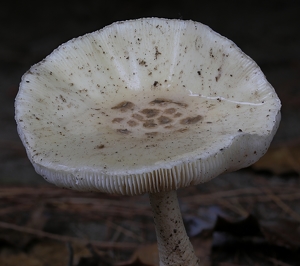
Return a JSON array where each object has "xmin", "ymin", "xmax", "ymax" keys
[{"xmin": 15, "ymin": 18, "xmax": 281, "ymax": 195}]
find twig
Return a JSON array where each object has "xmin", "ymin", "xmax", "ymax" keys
[
  {"xmin": 229, "ymin": 193, "xmax": 300, "ymax": 203},
  {"xmin": 66, "ymin": 242, "xmax": 73, "ymax": 266},
  {"xmin": 260, "ymin": 187, "xmax": 300, "ymax": 223},
  {"xmin": 0, "ymin": 205, "xmax": 32, "ymax": 215},
  {"xmin": 217, "ymin": 198, "xmax": 249, "ymax": 217},
  {"xmin": 266, "ymin": 256, "xmax": 293, "ymax": 266},
  {"xmin": 0, "ymin": 221, "xmax": 138, "ymax": 250},
  {"xmin": 106, "ymin": 220, "xmax": 144, "ymax": 242},
  {"xmin": 86, "ymin": 244, "xmax": 112, "ymax": 266},
  {"xmin": 183, "ymin": 188, "xmax": 300, "ymax": 205}
]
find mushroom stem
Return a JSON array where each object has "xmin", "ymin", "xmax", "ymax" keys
[{"xmin": 149, "ymin": 190, "xmax": 199, "ymax": 266}]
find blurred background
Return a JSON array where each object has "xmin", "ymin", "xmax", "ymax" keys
[
  {"xmin": 1, "ymin": 0, "xmax": 299, "ymax": 265},
  {"xmin": 1, "ymin": 0, "xmax": 300, "ymax": 183}
]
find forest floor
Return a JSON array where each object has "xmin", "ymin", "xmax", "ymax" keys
[{"xmin": 1, "ymin": 1, "xmax": 299, "ymax": 265}]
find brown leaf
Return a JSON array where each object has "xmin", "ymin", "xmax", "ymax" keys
[
  {"xmin": 0, "ymin": 239, "xmax": 92, "ymax": 266},
  {"xmin": 29, "ymin": 239, "xmax": 91, "ymax": 266},
  {"xmin": 18, "ymin": 204, "xmax": 48, "ymax": 247},
  {"xmin": 0, "ymin": 205, "xmax": 47, "ymax": 248},
  {"xmin": 190, "ymin": 231, "xmax": 212, "ymax": 266},
  {"xmin": 116, "ymin": 258, "xmax": 154, "ymax": 266},
  {"xmin": 252, "ymin": 144, "xmax": 300, "ymax": 175},
  {"xmin": 28, "ymin": 240, "xmax": 69, "ymax": 266},
  {"xmin": 115, "ymin": 244, "xmax": 159, "ymax": 266},
  {"xmin": 116, "ymin": 233, "xmax": 213, "ymax": 266},
  {"xmin": 0, "ymin": 248, "xmax": 41, "ymax": 266}
]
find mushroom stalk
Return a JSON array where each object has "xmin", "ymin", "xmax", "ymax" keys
[{"xmin": 149, "ymin": 190, "xmax": 199, "ymax": 266}]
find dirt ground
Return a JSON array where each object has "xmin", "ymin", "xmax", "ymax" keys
[{"xmin": 1, "ymin": 1, "xmax": 300, "ymax": 265}]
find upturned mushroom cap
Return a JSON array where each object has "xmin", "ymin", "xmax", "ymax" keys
[{"xmin": 15, "ymin": 18, "xmax": 281, "ymax": 195}]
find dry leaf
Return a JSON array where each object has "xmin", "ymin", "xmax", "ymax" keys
[
  {"xmin": 29, "ymin": 239, "xmax": 91, "ymax": 266},
  {"xmin": 190, "ymin": 231, "xmax": 212, "ymax": 266},
  {"xmin": 115, "ymin": 244, "xmax": 159, "ymax": 266},
  {"xmin": 0, "ymin": 239, "xmax": 92, "ymax": 266},
  {"xmin": 0, "ymin": 248, "xmax": 41, "ymax": 266},
  {"xmin": 252, "ymin": 144, "xmax": 300, "ymax": 175},
  {"xmin": 27, "ymin": 240, "xmax": 69, "ymax": 266},
  {"xmin": 18, "ymin": 204, "xmax": 48, "ymax": 247},
  {"xmin": 116, "ymin": 234, "xmax": 212, "ymax": 266},
  {"xmin": 115, "ymin": 258, "xmax": 154, "ymax": 266}
]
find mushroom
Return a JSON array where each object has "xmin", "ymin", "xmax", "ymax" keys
[{"xmin": 15, "ymin": 18, "xmax": 281, "ymax": 265}]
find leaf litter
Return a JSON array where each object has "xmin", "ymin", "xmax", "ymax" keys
[
  {"xmin": 0, "ymin": 166, "xmax": 299, "ymax": 265},
  {"xmin": 252, "ymin": 140, "xmax": 300, "ymax": 176}
]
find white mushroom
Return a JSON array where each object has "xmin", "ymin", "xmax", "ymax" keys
[{"xmin": 15, "ymin": 18, "xmax": 281, "ymax": 265}]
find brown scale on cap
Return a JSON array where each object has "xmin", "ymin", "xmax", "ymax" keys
[
  {"xmin": 180, "ymin": 115, "xmax": 202, "ymax": 125},
  {"xmin": 143, "ymin": 119, "xmax": 158, "ymax": 128},
  {"xmin": 117, "ymin": 129, "xmax": 131, "ymax": 134},
  {"xmin": 111, "ymin": 101, "xmax": 135, "ymax": 112},
  {"xmin": 140, "ymin": 108, "xmax": 160, "ymax": 118},
  {"xmin": 112, "ymin": 117, "xmax": 124, "ymax": 123},
  {"xmin": 150, "ymin": 98, "xmax": 188, "ymax": 108},
  {"xmin": 174, "ymin": 112, "xmax": 182, "ymax": 118},
  {"xmin": 158, "ymin": 116, "xmax": 173, "ymax": 125},
  {"xmin": 110, "ymin": 98, "xmax": 203, "ymax": 137},
  {"xmin": 164, "ymin": 108, "xmax": 176, "ymax": 114},
  {"xmin": 127, "ymin": 120, "xmax": 138, "ymax": 127},
  {"xmin": 177, "ymin": 128, "xmax": 189, "ymax": 133},
  {"xmin": 132, "ymin": 113, "xmax": 144, "ymax": 121}
]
